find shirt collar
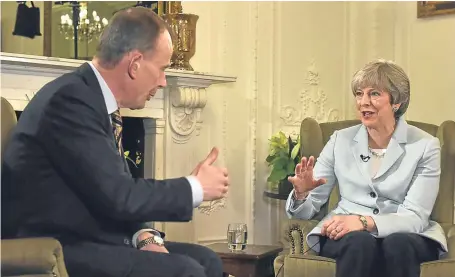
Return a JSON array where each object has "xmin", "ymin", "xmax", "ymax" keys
[{"xmin": 88, "ymin": 62, "xmax": 118, "ymax": 115}]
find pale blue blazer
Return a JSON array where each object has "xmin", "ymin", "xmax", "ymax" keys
[{"xmin": 286, "ymin": 116, "xmax": 448, "ymax": 257}]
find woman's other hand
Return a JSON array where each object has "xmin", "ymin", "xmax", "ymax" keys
[
  {"xmin": 322, "ymin": 215, "xmax": 371, "ymax": 240},
  {"xmin": 288, "ymin": 156, "xmax": 326, "ymax": 199}
]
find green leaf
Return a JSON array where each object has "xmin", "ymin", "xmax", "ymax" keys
[
  {"xmin": 286, "ymin": 162, "xmax": 296, "ymax": 175},
  {"xmin": 266, "ymin": 154, "xmax": 276, "ymax": 163},
  {"xmin": 291, "ymin": 141, "xmax": 300, "ymax": 159},
  {"xmin": 267, "ymin": 167, "xmax": 287, "ymax": 182},
  {"xmin": 273, "ymin": 156, "xmax": 289, "ymax": 169}
]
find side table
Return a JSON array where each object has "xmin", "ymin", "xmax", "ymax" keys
[
  {"xmin": 206, "ymin": 243, "xmax": 283, "ymax": 277},
  {"xmin": 263, "ymin": 190, "xmax": 289, "ymax": 200}
]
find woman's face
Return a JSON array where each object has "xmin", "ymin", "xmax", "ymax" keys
[{"xmin": 355, "ymin": 87, "xmax": 397, "ymax": 128}]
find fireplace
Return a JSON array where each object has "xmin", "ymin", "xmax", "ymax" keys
[{"xmin": 122, "ymin": 117, "xmax": 145, "ymax": 178}]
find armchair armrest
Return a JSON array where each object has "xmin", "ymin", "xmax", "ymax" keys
[
  {"xmin": 274, "ymin": 219, "xmax": 319, "ymax": 277},
  {"xmin": 447, "ymin": 225, "xmax": 455, "ymax": 260},
  {"xmin": 1, "ymin": 237, "xmax": 69, "ymax": 277},
  {"xmin": 285, "ymin": 219, "xmax": 319, "ymax": 256}
]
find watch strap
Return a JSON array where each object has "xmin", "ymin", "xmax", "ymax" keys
[
  {"xmin": 137, "ymin": 236, "xmax": 164, "ymax": 249},
  {"xmin": 359, "ymin": 215, "xmax": 368, "ymax": 230},
  {"xmin": 132, "ymin": 229, "xmax": 162, "ymax": 248}
]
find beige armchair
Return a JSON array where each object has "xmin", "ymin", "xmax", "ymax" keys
[
  {"xmin": 274, "ymin": 117, "xmax": 455, "ymax": 277},
  {"xmin": 1, "ymin": 97, "xmax": 69, "ymax": 277}
]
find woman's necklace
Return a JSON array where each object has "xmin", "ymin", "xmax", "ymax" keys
[
  {"xmin": 368, "ymin": 120, "xmax": 396, "ymax": 159},
  {"xmin": 369, "ymin": 147, "xmax": 386, "ymax": 158}
]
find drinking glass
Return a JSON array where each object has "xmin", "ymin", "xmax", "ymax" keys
[{"xmin": 227, "ymin": 223, "xmax": 248, "ymax": 251}]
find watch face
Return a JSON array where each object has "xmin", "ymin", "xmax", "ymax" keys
[{"xmin": 154, "ymin": 236, "xmax": 164, "ymax": 245}]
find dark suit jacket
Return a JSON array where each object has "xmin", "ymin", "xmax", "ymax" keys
[{"xmin": 1, "ymin": 63, "xmax": 193, "ymax": 247}]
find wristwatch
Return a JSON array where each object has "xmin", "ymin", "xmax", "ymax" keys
[
  {"xmin": 359, "ymin": 215, "xmax": 368, "ymax": 231},
  {"xmin": 137, "ymin": 235, "xmax": 165, "ymax": 249}
]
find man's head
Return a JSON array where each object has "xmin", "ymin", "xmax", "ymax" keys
[{"xmin": 94, "ymin": 7, "xmax": 173, "ymax": 109}]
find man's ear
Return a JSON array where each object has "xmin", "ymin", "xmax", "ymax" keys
[{"xmin": 127, "ymin": 53, "xmax": 142, "ymax": 79}]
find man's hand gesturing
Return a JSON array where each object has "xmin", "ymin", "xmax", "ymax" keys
[{"xmin": 192, "ymin": 147, "xmax": 229, "ymax": 201}]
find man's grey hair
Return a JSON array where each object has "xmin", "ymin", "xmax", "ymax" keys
[
  {"xmin": 96, "ymin": 7, "xmax": 170, "ymax": 68},
  {"xmin": 351, "ymin": 59, "xmax": 410, "ymax": 118}
]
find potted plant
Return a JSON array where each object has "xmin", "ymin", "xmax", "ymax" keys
[{"xmin": 266, "ymin": 131, "xmax": 301, "ymax": 195}]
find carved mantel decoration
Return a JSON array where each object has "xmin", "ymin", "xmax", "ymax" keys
[
  {"xmin": 167, "ymin": 79, "xmax": 208, "ymax": 144},
  {"xmin": 169, "ymin": 86, "xmax": 206, "ymax": 143}
]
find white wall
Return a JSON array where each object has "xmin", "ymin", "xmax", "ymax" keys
[{"xmin": 394, "ymin": 1, "xmax": 455, "ymax": 125}]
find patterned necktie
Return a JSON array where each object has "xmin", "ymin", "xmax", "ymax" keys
[{"xmin": 111, "ymin": 109, "xmax": 124, "ymax": 156}]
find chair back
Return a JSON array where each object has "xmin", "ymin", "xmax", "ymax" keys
[
  {"xmin": 299, "ymin": 117, "xmax": 455, "ymax": 226},
  {"xmin": 1, "ymin": 97, "xmax": 17, "ymax": 164}
]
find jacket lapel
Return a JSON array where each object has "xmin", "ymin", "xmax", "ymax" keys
[
  {"xmin": 75, "ymin": 63, "xmax": 131, "ymax": 175},
  {"xmin": 352, "ymin": 125, "xmax": 372, "ymax": 182},
  {"xmin": 374, "ymin": 117, "xmax": 407, "ymax": 179}
]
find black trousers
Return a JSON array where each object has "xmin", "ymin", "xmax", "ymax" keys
[
  {"xmin": 319, "ymin": 231, "xmax": 440, "ymax": 277},
  {"xmin": 62, "ymin": 240, "xmax": 223, "ymax": 277}
]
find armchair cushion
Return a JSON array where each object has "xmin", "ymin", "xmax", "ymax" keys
[
  {"xmin": 420, "ymin": 259, "xmax": 455, "ymax": 277},
  {"xmin": 284, "ymin": 254, "xmax": 336, "ymax": 277},
  {"xmin": 1, "ymin": 237, "xmax": 69, "ymax": 277}
]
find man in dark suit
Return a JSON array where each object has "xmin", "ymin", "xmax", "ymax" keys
[{"xmin": 1, "ymin": 7, "xmax": 229, "ymax": 277}]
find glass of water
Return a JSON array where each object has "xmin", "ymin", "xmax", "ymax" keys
[{"xmin": 227, "ymin": 223, "xmax": 248, "ymax": 251}]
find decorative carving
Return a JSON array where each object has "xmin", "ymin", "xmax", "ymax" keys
[
  {"xmin": 280, "ymin": 62, "xmax": 341, "ymax": 126},
  {"xmin": 169, "ymin": 86, "xmax": 207, "ymax": 144},
  {"xmin": 198, "ymin": 199, "xmax": 227, "ymax": 215}
]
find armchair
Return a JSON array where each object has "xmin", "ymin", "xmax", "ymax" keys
[
  {"xmin": 1, "ymin": 97, "xmax": 69, "ymax": 277},
  {"xmin": 274, "ymin": 117, "xmax": 455, "ymax": 277}
]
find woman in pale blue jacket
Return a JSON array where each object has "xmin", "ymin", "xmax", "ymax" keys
[{"xmin": 286, "ymin": 59, "xmax": 446, "ymax": 277}]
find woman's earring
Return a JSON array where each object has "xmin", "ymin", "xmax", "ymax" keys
[{"xmin": 392, "ymin": 106, "xmax": 398, "ymax": 112}]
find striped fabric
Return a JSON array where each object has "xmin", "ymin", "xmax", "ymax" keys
[{"xmin": 111, "ymin": 109, "xmax": 124, "ymax": 156}]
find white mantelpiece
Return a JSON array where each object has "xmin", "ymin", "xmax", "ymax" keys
[{"xmin": 0, "ymin": 52, "xmax": 235, "ymax": 118}]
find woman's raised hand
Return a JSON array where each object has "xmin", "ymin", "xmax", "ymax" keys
[{"xmin": 288, "ymin": 156, "xmax": 326, "ymax": 199}]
